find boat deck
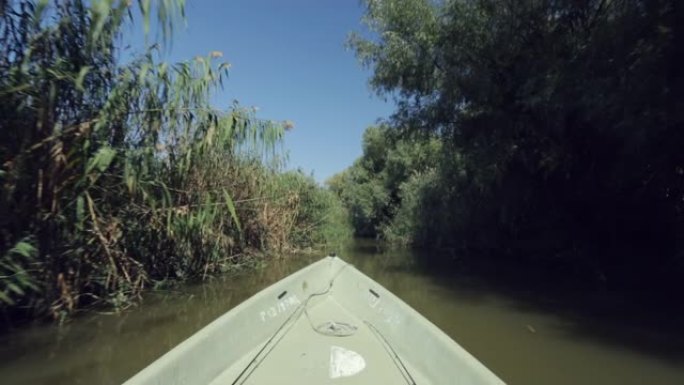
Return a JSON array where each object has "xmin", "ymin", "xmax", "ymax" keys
[
  {"xmin": 211, "ymin": 294, "xmax": 429, "ymax": 384},
  {"xmin": 124, "ymin": 257, "xmax": 504, "ymax": 385}
]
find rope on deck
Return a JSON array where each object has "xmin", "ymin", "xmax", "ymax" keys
[
  {"xmin": 312, "ymin": 320, "xmax": 358, "ymax": 337},
  {"xmin": 302, "ymin": 262, "xmax": 358, "ymax": 337},
  {"xmin": 364, "ymin": 320, "xmax": 417, "ymax": 385},
  {"xmin": 231, "ymin": 261, "xmax": 352, "ymax": 384}
]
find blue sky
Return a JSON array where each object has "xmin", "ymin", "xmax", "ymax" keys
[{"xmin": 129, "ymin": 0, "xmax": 394, "ymax": 183}]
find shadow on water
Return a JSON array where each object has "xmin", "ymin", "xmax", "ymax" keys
[{"xmin": 363, "ymin": 239, "xmax": 684, "ymax": 360}]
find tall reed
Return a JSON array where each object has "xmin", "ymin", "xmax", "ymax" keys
[{"xmin": 0, "ymin": 0, "xmax": 349, "ymax": 322}]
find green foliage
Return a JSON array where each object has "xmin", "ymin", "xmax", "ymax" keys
[
  {"xmin": 271, "ymin": 171, "xmax": 352, "ymax": 250},
  {"xmin": 347, "ymin": 0, "xmax": 683, "ymax": 288},
  {"xmin": 0, "ymin": 0, "xmax": 350, "ymax": 321},
  {"xmin": 382, "ymin": 168, "xmax": 440, "ymax": 246},
  {"xmin": 328, "ymin": 125, "xmax": 441, "ymax": 238},
  {"xmin": 0, "ymin": 238, "xmax": 40, "ymax": 306},
  {"xmin": 328, "ymin": 166, "xmax": 386, "ymax": 237}
]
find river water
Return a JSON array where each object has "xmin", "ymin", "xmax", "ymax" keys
[{"xmin": 1, "ymin": 240, "xmax": 683, "ymax": 384}]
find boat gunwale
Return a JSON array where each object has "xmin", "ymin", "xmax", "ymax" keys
[
  {"xmin": 124, "ymin": 256, "xmax": 506, "ymax": 384},
  {"xmin": 123, "ymin": 257, "xmax": 334, "ymax": 384}
]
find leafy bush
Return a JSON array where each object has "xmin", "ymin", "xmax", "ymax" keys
[{"xmin": 269, "ymin": 171, "xmax": 352, "ymax": 250}]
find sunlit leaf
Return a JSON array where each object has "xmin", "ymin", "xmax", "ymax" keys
[
  {"xmin": 89, "ymin": 0, "xmax": 111, "ymax": 44},
  {"xmin": 0, "ymin": 291, "xmax": 14, "ymax": 305},
  {"xmin": 75, "ymin": 66, "xmax": 91, "ymax": 91},
  {"xmin": 9, "ymin": 241, "xmax": 37, "ymax": 259},
  {"xmin": 86, "ymin": 146, "xmax": 116, "ymax": 175},
  {"xmin": 222, "ymin": 189, "xmax": 241, "ymax": 233},
  {"xmin": 76, "ymin": 194, "xmax": 85, "ymax": 229},
  {"xmin": 7, "ymin": 283, "xmax": 25, "ymax": 296}
]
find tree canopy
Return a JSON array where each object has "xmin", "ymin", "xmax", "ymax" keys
[{"xmin": 336, "ymin": 0, "xmax": 683, "ymax": 289}]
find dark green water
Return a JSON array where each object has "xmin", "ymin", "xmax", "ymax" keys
[{"xmin": 1, "ymin": 240, "xmax": 683, "ymax": 384}]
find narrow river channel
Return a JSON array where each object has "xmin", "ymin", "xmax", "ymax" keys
[{"xmin": 1, "ymin": 240, "xmax": 683, "ymax": 384}]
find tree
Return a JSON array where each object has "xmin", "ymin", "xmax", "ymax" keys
[{"xmin": 350, "ymin": 0, "xmax": 683, "ymax": 288}]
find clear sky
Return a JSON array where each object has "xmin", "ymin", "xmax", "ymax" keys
[{"xmin": 134, "ymin": 0, "xmax": 394, "ymax": 183}]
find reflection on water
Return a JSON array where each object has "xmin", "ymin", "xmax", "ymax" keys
[{"xmin": 1, "ymin": 241, "xmax": 683, "ymax": 385}]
